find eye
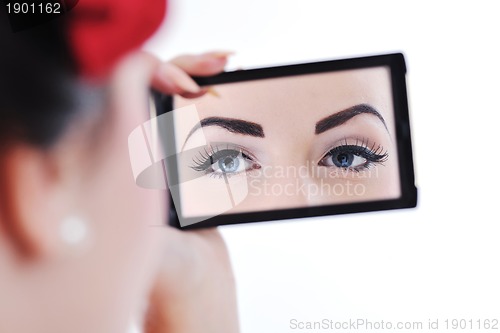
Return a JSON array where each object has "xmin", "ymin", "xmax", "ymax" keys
[
  {"xmin": 320, "ymin": 150, "xmax": 368, "ymax": 168},
  {"xmin": 190, "ymin": 147, "xmax": 258, "ymax": 177},
  {"xmin": 211, "ymin": 150, "xmax": 251, "ymax": 175},
  {"xmin": 319, "ymin": 140, "xmax": 388, "ymax": 171}
]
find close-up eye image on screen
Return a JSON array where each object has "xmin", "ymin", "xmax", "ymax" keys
[{"xmin": 139, "ymin": 53, "xmax": 416, "ymax": 228}]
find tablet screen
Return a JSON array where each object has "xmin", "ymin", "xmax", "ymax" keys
[{"xmin": 131, "ymin": 54, "xmax": 417, "ymax": 228}]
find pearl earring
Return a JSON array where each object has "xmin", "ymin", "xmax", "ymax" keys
[{"xmin": 59, "ymin": 216, "xmax": 88, "ymax": 245}]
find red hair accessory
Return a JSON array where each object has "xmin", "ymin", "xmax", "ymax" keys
[{"xmin": 66, "ymin": 0, "xmax": 167, "ymax": 78}]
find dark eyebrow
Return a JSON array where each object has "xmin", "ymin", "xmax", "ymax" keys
[
  {"xmin": 184, "ymin": 117, "xmax": 265, "ymax": 147},
  {"xmin": 315, "ymin": 104, "xmax": 388, "ymax": 135}
]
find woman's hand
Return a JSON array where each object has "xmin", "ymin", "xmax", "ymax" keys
[
  {"xmin": 152, "ymin": 51, "xmax": 233, "ymax": 97},
  {"xmin": 142, "ymin": 52, "xmax": 239, "ymax": 333}
]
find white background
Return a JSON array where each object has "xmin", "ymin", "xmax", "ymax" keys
[{"xmin": 145, "ymin": 1, "xmax": 500, "ymax": 332}]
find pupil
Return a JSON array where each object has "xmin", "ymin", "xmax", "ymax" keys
[{"xmin": 334, "ymin": 153, "xmax": 352, "ymax": 167}]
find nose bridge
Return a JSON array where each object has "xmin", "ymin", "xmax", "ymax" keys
[
  {"xmin": 256, "ymin": 159, "xmax": 314, "ymax": 208},
  {"xmin": 253, "ymin": 117, "xmax": 322, "ymax": 208},
  {"xmin": 261, "ymin": 130, "xmax": 313, "ymax": 203}
]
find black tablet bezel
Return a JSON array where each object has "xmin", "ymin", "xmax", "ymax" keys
[{"xmin": 153, "ymin": 53, "xmax": 417, "ymax": 229}]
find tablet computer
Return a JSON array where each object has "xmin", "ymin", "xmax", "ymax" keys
[{"xmin": 133, "ymin": 53, "xmax": 417, "ymax": 229}]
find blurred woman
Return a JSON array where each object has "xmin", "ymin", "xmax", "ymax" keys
[{"xmin": 0, "ymin": 1, "xmax": 238, "ymax": 332}]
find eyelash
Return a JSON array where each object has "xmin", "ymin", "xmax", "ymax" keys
[
  {"xmin": 318, "ymin": 137, "xmax": 388, "ymax": 172},
  {"xmin": 189, "ymin": 144, "xmax": 259, "ymax": 178},
  {"xmin": 190, "ymin": 138, "xmax": 388, "ymax": 178}
]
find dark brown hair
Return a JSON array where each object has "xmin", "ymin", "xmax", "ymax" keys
[{"xmin": 0, "ymin": 11, "xmax": 81, "ymax": 149}]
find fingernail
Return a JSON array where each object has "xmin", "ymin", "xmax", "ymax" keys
[
  {"xmin": 208, "ymin": 51, "xmax": 235, "ymax": 59},
  {"xmin": 206, "ymin": 87, "xmax": 220, "ymax": 98}
]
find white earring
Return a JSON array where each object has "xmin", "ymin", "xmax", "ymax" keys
[{"xmin": 59, "ymin": 215, "xmax": 88, "ymax": 246}]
